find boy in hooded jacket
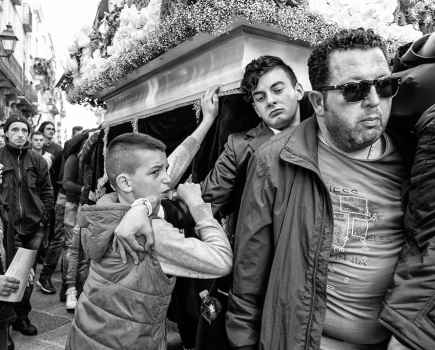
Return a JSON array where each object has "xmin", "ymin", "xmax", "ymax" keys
[{"xmin": 66, "ymin": 133, "xmax": 232, "ymax": 350}]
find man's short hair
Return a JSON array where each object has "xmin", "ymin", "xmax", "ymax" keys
[
  {"xmin": 4, "ymin": 114, "xmax": 30, "ymax": 133},
  {"xmin": 106, "ymin": 133, "xmax": 166, "ymax": 186},
  {"xmin": 30, "ymin": 131, "xmax": 43, "ymax": 139},
  {"xmin": 241, "ymin": 55, "xmax": 298, "ymax": 103},
  {"xmin": 38, "ymin": 121, "xmax": 55, "ymax": 133},
  {"xmin": 308, "ymin": 28, "xmax": 388, "ymax": 91},
  {"xmin": 72, "ymin": 126, "xmax": 83, "ymax": 135}
]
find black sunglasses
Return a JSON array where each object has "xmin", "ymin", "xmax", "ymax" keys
[{"xmin": 317, "ymin": 77, "xmax": 401, "ymax": 103}]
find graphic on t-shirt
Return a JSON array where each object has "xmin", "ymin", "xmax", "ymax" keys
[{"xmin": 331, "ymin": 187, "xmax": 374, "ymax": 251}]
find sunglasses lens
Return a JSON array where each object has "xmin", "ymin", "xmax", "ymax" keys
[
  {"xmin": 375, "ymin": 77, "xmax": 400, "ymax": 98},
  {"xmin": 342, "ymin": 82, "xmax": 370, "ymax": 102}
]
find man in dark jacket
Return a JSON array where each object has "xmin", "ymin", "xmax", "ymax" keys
[
  {"xmin": 226, "ymin": 28, "xmax": 406, "ymax": 350},
  {"xmin": 0, "ymin": 115, "xmax": 54, "ymax": 336},
  {"xmin": 36, "ymin": 121, "xmax": 63, "ymax": 295},
  {"xmin": 201, "ymin": 55, "xmax": 304, "ymax": 240},
  {"xmin": 379, "ymin": 33, "xmax": 435, "ymax": 350}
]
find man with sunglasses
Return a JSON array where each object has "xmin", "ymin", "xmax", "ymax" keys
[{"xmin": 226, "ymin": 28, "xmax": 406, "ymax": 350}]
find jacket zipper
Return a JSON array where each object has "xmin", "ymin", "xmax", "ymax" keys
[
  {"xmin": 304, "ymin": 215, "xmax": 323, "ymax": 349},
  {"xmin": 17, "ymin": 149, "xmax": 23, "ymax": 233},
  {"xmin": 304, "ymin": 179, "xmax": 333, "ymax": 350}
]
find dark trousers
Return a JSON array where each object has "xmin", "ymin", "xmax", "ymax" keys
[
  {"xmin": 63, "ymin": 224, "xmax": 89, "ymax": 291},
  {"xmin": 5, "ymin": 226, "xmax": 44, "ymax": 321},
  {"xmin": 40, "ymin": 193, "xmax": 66, "ymax": 279},
  {"xmin": 0, "ymin": 322, "xmax": 8, "ymax": 350}
]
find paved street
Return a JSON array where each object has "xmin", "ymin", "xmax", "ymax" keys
[
  {"xmin": 12, "ymin": 270, "xmax": 72, "ymax": 350},
  {"xmin": 12, "ymin": 268, "xmax": 183, "ymax": 350}
]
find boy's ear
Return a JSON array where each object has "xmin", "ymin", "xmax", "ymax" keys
[{"xmin": 115, "ymin": 173, "xmax": 132, "ymax": 193}]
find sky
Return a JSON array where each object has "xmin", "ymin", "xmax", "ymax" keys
[{"xmin": 29, "ymin": 0, "xmax": 102, "ymax": 133}]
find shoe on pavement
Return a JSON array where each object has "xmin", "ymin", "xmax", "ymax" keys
[
  {"xmin": 12, "ymin": 318, "xmax": 37, "ymax": 336},
  {"xmin": 66, "ymin": 287, "xmax": 77, "ymax": 313},
  {"xmin": 36, "ymin": 276, "xmax": 56, "ymax": 294}
]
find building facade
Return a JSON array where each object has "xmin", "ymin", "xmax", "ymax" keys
[{"xmin": 0, "ymin": 0, "xmax": 62, "ymax": 135}]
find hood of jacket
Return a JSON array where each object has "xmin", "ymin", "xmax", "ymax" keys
[{"xmin": 78, "ymin": 203, "xmax": 130, "ymax": 261}]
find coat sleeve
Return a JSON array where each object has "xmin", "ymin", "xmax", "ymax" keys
[
  {"xmin": 63, "ymin": 155, "xmax": 82, "ymax": 195},
  {"xmin": 226, "ymin": 152, "xmax": 275, "ymax": 349},
  {"xmin": 201, "ymin": 134, "xmax": 239, "ymax": 217},
  {"xmin": 153, "ymin": 202, "xmax": 233, "ymax": 279}
]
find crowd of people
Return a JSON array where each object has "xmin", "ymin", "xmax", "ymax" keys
[
  {"xmin": 0, "ymin": 119, "xmax": 89, "ymax": 349},
  {"xmin": 0, "ymin": 27, "xmax": 434, "ymax": 350}
]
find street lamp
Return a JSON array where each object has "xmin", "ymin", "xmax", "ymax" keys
[{"xmin": 0, "ymin": 24, "xmax": 18, "ymax": 58}]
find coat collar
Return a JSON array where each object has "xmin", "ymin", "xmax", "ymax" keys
[
  {"xmin": 279, "ymin": 116, "xmax": 321, "ymax": 176},
  {"xmin": 5, "ymin": 142, "xmax": 30, "ymax": 155},
  {"xmin": 245, "ymin": 122, "xmax": 273, "ymax": 138},
  {"xmin": 244, "ymin": 122, "xmax": 275, "ymax": 152}
]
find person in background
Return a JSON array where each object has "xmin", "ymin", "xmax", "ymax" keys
[
  {"xmin": 39, "ymin": 121, "xmax": 62, "ymax": 188},
  {"xmin": 0, "ymin": 202, "xmax": 19, "ymax": 350},
  {"xmin": 0, "ymin": 115, "xmax": 53, "ymax": 336},
  {"xmin": 71, "ymin": 126, "xmax": 83, "ymax": 137},
  {"xmin": 36, "ymin": 121, "xmax": 63, "ymax": 295},
  {"xmin": 54, "ymin": 126, "xmax": 84, "ymax": 302},
  {"xmin": 226, "ymin": 28, "xmax": 405, "ymax": 350},
  {"xmin": 379, "ymin": 32, "xmax": 435, "ymax": 350},
  {"xmin": 0, "ymin": 274, "xmax": 19, "ymax": 350},
  {"xmin": 30, "ymin": 131, "xmax": 53, "ymax": 169},
  {"xmin": 0, "ymin": 126, "xmax": 6, "ymax": 148},
  {"xmin": 62, "ymin": 131, "xmax": 89, "ymax": 312}
]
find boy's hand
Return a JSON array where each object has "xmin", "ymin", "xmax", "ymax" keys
[
  {"xmin": 201, "ymin": 86, "xmax": 220, "ymax": 125},
  {"xmin": 113, "ymin": 196, "xmax": 159, "ymax": 264},
  {"xmin": 0, "ymin": 275, "xmax": 20, "ymax": 296},
  {"xmin": 177, "ymin": 183, "xmax": 204, "ymax": 209}
]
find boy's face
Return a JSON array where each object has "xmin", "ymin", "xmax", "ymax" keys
[
  {"xmin": 252, "ymin": 67, "xmax": 303, "ymax": 130},
  {"xmin": 31, "ymin": 134, "xmax": 45, "ymax": 151},
  {"xmin": 128, "ymin": 149, "xmax": 171, "ymax": 203}
]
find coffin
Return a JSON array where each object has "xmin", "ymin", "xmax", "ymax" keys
[{"xmin": 97, "ymin": 20, "xmax": 313, "ymax": 127}]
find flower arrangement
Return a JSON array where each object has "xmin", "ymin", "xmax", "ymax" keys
[
  {"xmin": 309, "ymin": 0, "xmax": 421, "ymax": 43},
  {"xmin": 65, "ymin": 0, "xmax": 340, "ymax": 106},
  {"xmin": 396, "ymin": 0, "xmax": 435, "ymax": 34},
  {"xmin": 65, "ymin": 0, "xmax": 422, "ymax": 107}
]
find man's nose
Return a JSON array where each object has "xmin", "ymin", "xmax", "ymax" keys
[
  {"xmin": 364, "ymin": 85, "xmax": 381, "ymax": 106},
  {"xmin": 162, "ymin": 171, "xmax": 171, "ymax": 184},
  {"xmin": 266, "ymin": 92, "xmax": 278, "ymax": 106}
]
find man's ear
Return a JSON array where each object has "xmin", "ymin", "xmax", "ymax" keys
[
  {"xmin": 115, "ymin": 173, "xmax": 132, "ymax": 193},
  {"xmin": 308, "ymin": 90, "xmax": 326, "ymax": 116},
  {"xmin": 294, "ymin": 82, "xmax": 304, "ymax": 101}
]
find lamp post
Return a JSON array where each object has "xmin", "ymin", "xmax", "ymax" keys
[{"xmin": 0, "ymin": 24, "xmax": 18, "ymax": 58}]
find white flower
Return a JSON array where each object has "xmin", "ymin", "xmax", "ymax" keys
[
  {"xmin": 74, "ymin": 25, "xmax": 91, "ymax": 48},
  {"xmin": 308, "ymin": 0, "xmax": 422, "ymax": 44}
]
